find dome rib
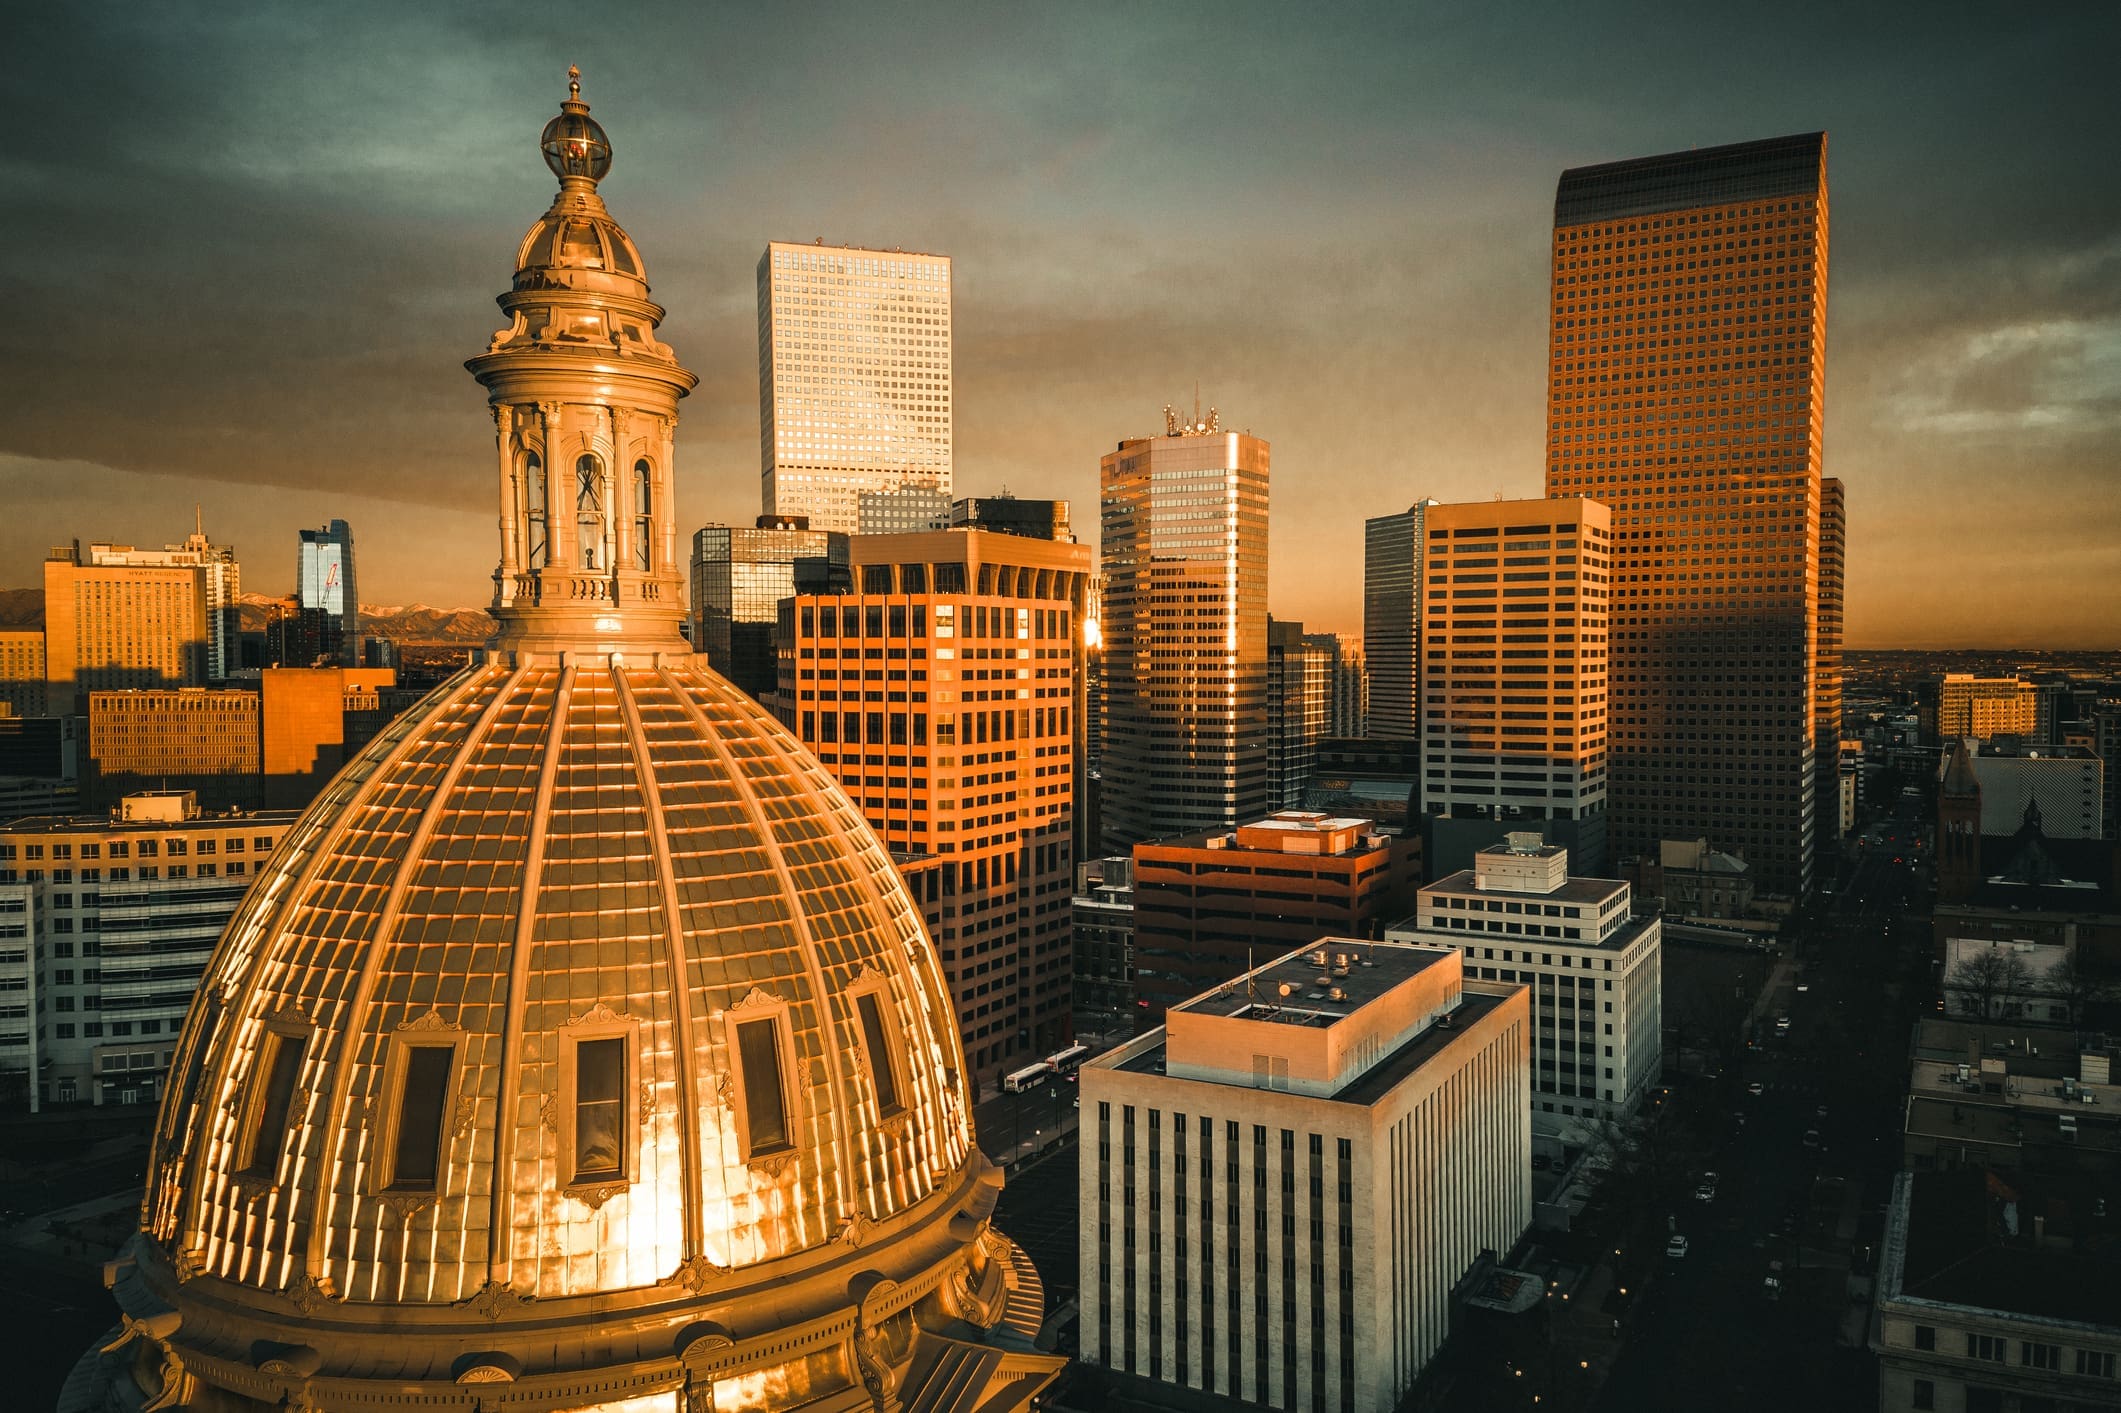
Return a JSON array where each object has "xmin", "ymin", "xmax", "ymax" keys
[
  {"xmin": 659, "ymin": 667, "xmax": 863, "ymax": 1210},
  {"xmin": 612, "ymin": 667, "xmax": 706, "ymax": 1263},
  {"xmin": 156, "ymin": 667, "xmax": 499, "ymax": 1256},
  {"xmin": 486, "ymin": 663, "xmax": 576, "ymax": 1294}
]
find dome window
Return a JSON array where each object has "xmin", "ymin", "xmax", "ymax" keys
[
  {"xmin": 633, "ymin": 460, "xmax": 654, "ymax": 571},
  {"xmin": 524, "ymin": 453, "xmax": 548, "ymax": 569},
  {"xmin": 731, "ymin": 1010, "xmax": 798, "ymax": 1159},
  {"xmin": 379, "ymin": 1036, "xmax": 458, "ymax": 1192},
  {"xmin": 576, "ymin": 454, "xmax": 605, "ymax": 571},
  {"xmin": 561, "ymin": 1019, "xmax": 637, "ymax": 1187},
  {"xmin": 236, "ymin": 1025, "xmax": 309, "ymax": 1181},
  {"xmin": 853, "ymin": 985, "xmax": 906, "ymax": 1119}
]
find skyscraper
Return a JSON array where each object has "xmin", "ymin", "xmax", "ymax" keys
[
  {"xmin": 1418, "ymin": 498, "xmax": 1610, "ymax": 875},
  {"xmin": 1543, "ymin": 132, "xmax": 1831, "ymax": 894},
  {"xmin": 1267, "ymin": 617, "xmax": 1332, "ymax": 810},
  {"xmin": 775, "ymin": 526, "xmax": 1091, "ymax": 1086},
  {"xmin": 1363, "ymin": 500, "xmax": 1437, "ymax": 742},
  {"xmin": 758, "ymin": 240, "xmax": 953, "ymax": 532},
  {"xmin": 81, "ymin": 518, "xmax": 242, "ymax": 680},
  {"xmin": 1099, "ymin": 407, "xmax": 1269, "ymax": 851},
  {"xmin": 297, "ymin": 518, "xmax": 360, "ymax": 666},
  {"xmin": 689, "ymin": 515, "xmax": 849, "ymax": 701}
]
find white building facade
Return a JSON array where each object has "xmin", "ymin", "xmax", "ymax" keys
[
  {"xmin": 1081, "ymin": 940, "xmax": 1531, "ymax": 1411},
  {"xmin": 0, "ymin": 792, "xmax": 294, "ymax": 1105},
  {"xmin": 1388, "ymin": 833, "xmax": 1661, "ymax": 1141},
  {"xmin": 758, "ymin": 240, "xmax": 953, "ymax": 532}
]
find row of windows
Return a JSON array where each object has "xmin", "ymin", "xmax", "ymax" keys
[{"xmin": 519, "ymin": 451, "xmax": 654, "ymax": 573}]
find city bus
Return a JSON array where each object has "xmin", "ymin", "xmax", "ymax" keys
[
  {"xmin": 1002, "ymin": 1062, "xmax": 1054, "ymax": 1093},
  {"xmin": 1046, "ymin": 1044, "xmax": 1091, "ymax": 1076}
]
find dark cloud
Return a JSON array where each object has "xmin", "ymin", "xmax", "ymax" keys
[{"xmin": 6, "ymin": 1, "xmax": 2119, "ymax": 645}]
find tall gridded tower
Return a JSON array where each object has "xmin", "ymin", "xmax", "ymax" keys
[
  {"xmin": 757, "ymin": 241, "xmax": 953, "ymax": 533},
  {"xmin": 1364, "ymin": 500, "xmax": 1437, "ymax": 743},
  {"xmin": 1543, "ymin": 133, "xmax": 1834, "ymax": 896},
  {"xmin": 1098, "ymin": 408, "xmax": 1269, "ymax": 852}
]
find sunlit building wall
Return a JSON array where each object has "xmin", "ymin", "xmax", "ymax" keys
[
  {"xmin": 0, "ymin": 629, "xmax": 47, "ymax": 718},
  {"xmin": 1418, "ymin": 498, "xmax": 1611, "ymax": 876},
  {"xmin": 42, "ymin": 547, "xmax": 209, "ymax": 716},
  {"xmin": 1543, "ymin": 132, "xmax": 1831, "ymax": 895},
  {"xmin": 759, "ymin": 241, "xmax": 952, "ymax": 533},
  {"xmin": 777, "ymin": 527, "xmax": 1091, "ymax": 1086},
  {"xmin": 84, "ymin": 524, "xmax": 242, "ymax": 682},
  {"xmin": 1099, "ymin": 414, "xmax": 1270, "ymax": 852}
]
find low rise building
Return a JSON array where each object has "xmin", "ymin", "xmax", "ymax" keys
[
  {"xmin": 1388, "ymin": 832, "xmax": 1661, "ymax": 1141},
  {"xmin": 1901, "ymin": 1018, "xmax": 2120, "ymax": 1176},
  {"xmin": 0, "ymin": 791, "xmax": 297, "ymax": 1106},
  {"xmin": 1131, "ymin": 811, "xmax": 1421, "ymax": 1030},
  {"xmin": 1080, "ymin": 939, "xmax": 1531, "ymax": 1412},
  {"xmin": 1653, "ymin": 837, "xmax": 1756, "ymax": 921},
  {"xmin": 1873, "ymin": 1167, "xmax": 2121, "ymax": 1413},
  {"xmin": 1072, "ymin": 855, "xmax": 1136, "ymax": 1032}
]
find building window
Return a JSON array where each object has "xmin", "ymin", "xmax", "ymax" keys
[
  {"xmin": 1913, "ymin": 1325, "xmax": 1934, "ymax": 1351},
  {"xmin": 2021, "ymin": 1341, "xmax": 2059, "ymax": 1370},
  {"xmin": 570, "ymin": 1036, "xmax": 627, "ymax": 1183},
  {"xmin": 735, "ymin": 1015, "xmax": 794, "ymax": 1156},
  {"xmin": 383, "ymin": 1040, "xmax": 457, "ymax": 1192},
  {"xmin": 854, "ymin": 988, "xmax": 904, "ymax": 1118},
  {"xmin": 576, "ymin": 454, "xmax": 604, "ymax": 569},
  {"xmin": 633, "ymin": 459, "xmax": 653, "ymax": 570},
  {"xmin": 1911, "ymin": 1380, "xmax": 1933, "ymax": 1411},
  {"xmin": 2076, "ymin": 1349, "xmax": 2116, "ymax": 1378},
  {"xmin": 1967, "ymin": 1333, "xmax": 2005, "ymax": 1362},
  {"xmin": 524, "ymin": 453, "xmax": 548, "ymax": 568},
  {"xmin": 238, "ymin": 1027, "xmax": 308, "ymax": 1181}
]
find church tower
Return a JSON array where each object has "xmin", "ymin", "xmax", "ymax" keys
[
  {"xmin": 468, "ymin": 67, "xmax": 697, "ymax": 656},
  {"xmin": 1938, "ymin": 737, "xmax": 1983, "ymax": 902}
]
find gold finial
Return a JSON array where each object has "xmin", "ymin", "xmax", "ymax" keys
[{"xmin": 568, "ymin": 65, "xmax": 581, "ymax": 100}]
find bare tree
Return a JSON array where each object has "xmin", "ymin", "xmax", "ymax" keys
[
  {"xmin": 1946, "ymin": 946, "xmax": 2032, "ymax": 1020},
  {"xmin": 2038, "ymin": 954, "xmax": 2118, "ymax": 1025}
]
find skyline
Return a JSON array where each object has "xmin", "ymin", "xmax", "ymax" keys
[{"xmin": 6, "ymin": 4, "xmax": 2120, "ymax": 648}]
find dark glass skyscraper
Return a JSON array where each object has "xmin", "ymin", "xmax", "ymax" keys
[
  {"xmin": 297, "ymin": 519, "xmax": 359, "ymax": 667},
  {"xmin": 1363, "ymin": 500, "xmax": 1435, "ymax": 743},
  {"xmin": 1543, "ymin": 132, "xmax": 1836, "ymax": 895},
  {"xmin": 689, "ymin": 516, "xmax": 849, "ymax": 701}
]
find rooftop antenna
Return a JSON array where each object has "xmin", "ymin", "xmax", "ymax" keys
[{"xmin": 1246, "ymin": 946, "xmax": 1256, "ymax": 1002}]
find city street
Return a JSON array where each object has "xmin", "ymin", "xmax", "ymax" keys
[{"xmin": 1592, "ymin": 815, "xmax": 1930, "ymax": 1410}]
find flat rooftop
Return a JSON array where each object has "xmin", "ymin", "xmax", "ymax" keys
[
  {"xmin": 1244, "ymin": 813, "xmax": 1369, "ymax": 834},
  {"xmin": 1171, "ymin": 942, "xmax": 1448, "ymax": 1027},
  {"xmin": 1389, "ymin": 906, "xmax": 1659, "ymax": 956},
  {"xmin": 1114, "ymin": 986, "xmax": 1512, "ymax": 1106},
  {"xmin": 1420, "ymin": 867, "xmax": 1628, "ymax": 907}
]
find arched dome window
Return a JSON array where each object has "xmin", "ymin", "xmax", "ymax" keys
[
  {"xmin": 524, "ymin": 452, "xmax": 548, "ymax": 569},
  {"xmin": 576, "ymin": 453, "xmax": 605, "ymax": 570},
  {"xmin": 633, "ymin": 458, "xmax": 653, "ymax": 570}
]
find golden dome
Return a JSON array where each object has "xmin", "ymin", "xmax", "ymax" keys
[{"xmin": 77, "ymin": 66, "xmax": 1059, "ymax": 1413}]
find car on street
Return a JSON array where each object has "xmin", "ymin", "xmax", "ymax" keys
[
  {"xmin": 1665, "ymin": 1235, "xmax": 1689, "ymax": 1259},
  {"xmin": 1747, "ymin": 1081, "xmax": 1764, "ymax": 1096},
  {"xmin": 1695, "ymin": 1180, "xmax": 1717, "ymax": 1203},
  {"xmin": 1802, "ymin": 1129, "xmax": 1821, "ymax": 1149},
  {"xmin": 1763, "ymin": 1260, "xmax": 1785, "ymax": 1301}
]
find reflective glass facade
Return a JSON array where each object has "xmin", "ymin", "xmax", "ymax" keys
[
  {"xmin": 1099, "ymin": 427, "xmax": 1270, "ymax": 852},
  {"xmin": 690, "ymin": 520, "xmax": 850, "ymax": 702}
]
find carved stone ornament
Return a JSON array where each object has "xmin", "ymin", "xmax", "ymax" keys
[
  {"xmin": 640, "ymin": 1080, "xmax": 658, "ymax": 1117},
  {"xmin": 398, "ymin": 1008, "xmax": 458, "ymax": 1033},
  {"xmin": 837, "ymin": 1213, "xmax": 870, "ymax": 1248},
  {"xmin": 728, "ymin": 986, "xmax": 782, "ymax": 1014},
  {"xmin": 451, "ymin": 1093, "xmax": 479, "ymax": 1138},
  {"xmin": 280, "ymin": 1273, "xmax": 338, "ymax": 1315},
  {"xmin": 566, "ymin": 1001, "xmax": 627, "ymax": 1028},
  {"xmin": 748, "ymin": 1147, "xmax": 799, "ymax": 1180},
  {"xmin": 379, "ymin": 1191, "xmax": 438, "ymax": 1220},
  {"xmin": 714, "ymin": 1071, "xmax": 733, "ymax": 1106},
  {"xmin": 849, "ymin": 962, "xmax": 889, "ymax": 989},
  {"xmin": 174, "ymin": 1246, "xmax": 208, "ymax": 1283},
  {"xmin": 455, "ymin": 1279, "xmax": 531, "ymax": 1321},
  {"xmin": 568, "ymin": 1181, "xmax": 627, "ymax": 1211},
  {"xmin": 539, "ymin": 1092, "xmax": 560, "ymax": 1133},
  {"xmin": 671, "ymin": 1252, "xmax": 728, "ymax": 1293},
  {"xmin": 879, "ymin": 1109, "xmax": 912, "ymax": 1140}
]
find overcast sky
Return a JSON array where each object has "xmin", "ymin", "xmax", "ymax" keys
[{"xmin": 5, "ymin": 2, "xmax": 2117, "ymax": 646}]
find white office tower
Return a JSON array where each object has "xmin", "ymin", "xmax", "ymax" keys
[
  {"xmin": 1081, "ymin": 940, "xmax": 1531, "ymax": 1410},
  {"xmin": 758, "ymin": 241, "xmax": 952, "ymax": 532},
  {"xmin": 1388, "ymin": 832, "xmax": 1662, "ymax": 1145}
]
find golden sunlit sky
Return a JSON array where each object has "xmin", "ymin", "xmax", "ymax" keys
[{"xmin": 5, "ymin": 3, "xmax": 2118, "ymax": 647}]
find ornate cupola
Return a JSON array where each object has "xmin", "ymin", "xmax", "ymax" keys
[{"xmin": 467, "ymin": 66, "xmax": 698, "ymax": 656}]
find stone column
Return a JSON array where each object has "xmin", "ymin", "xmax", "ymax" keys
[
  {"xmin": 539, "ymin": 402, "xmax": 571, "ymax": 574},
  {"xmin": 494, "ymin": 404, "xmax": 521, "ymax": 602}
]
